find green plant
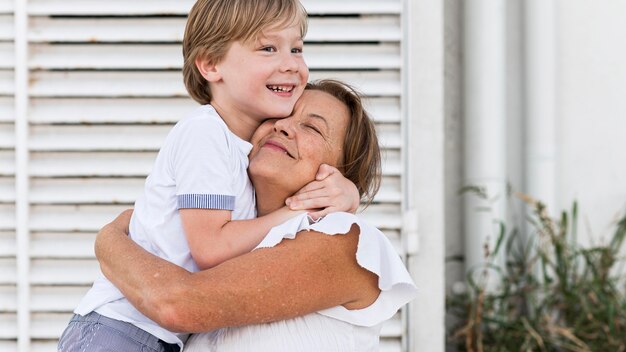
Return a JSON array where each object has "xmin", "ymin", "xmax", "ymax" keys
[{"xmin": 447, "ymin": 194, "xmax": 626, "ymax": 352}]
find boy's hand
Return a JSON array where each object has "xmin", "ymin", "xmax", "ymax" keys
[{"xmin": 286, "ymin": 164, "xmax": 360, "ymax": 220}]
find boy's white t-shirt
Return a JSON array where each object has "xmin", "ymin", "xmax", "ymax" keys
[{"xmin": 74, "ymin": 104, "xmax": 256, "ymax": 347}]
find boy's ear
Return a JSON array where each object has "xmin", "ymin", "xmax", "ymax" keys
[{"xmin": 195, "ymin": 56, "xmax": 221, "ymax": 82}]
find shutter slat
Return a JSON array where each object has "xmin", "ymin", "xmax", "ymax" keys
[
  {"xmin": 31, "ymin": 286, "xmax": 89, "ymax": 311},
  {"xmin": 30, "ymin": 125, "xmax": 170, "ymax": 151},
  {"xmin": 31, "ymin": 178, "xmax": 143, "ymax": 204},
  {"xmin": 0, "ymin": 177, "xmax": 13, "ymax": 202},
  {"xmin": 380, "ymin": 339, "xmax": 402, "ymax": 352},
  {"xmin": 367, "ymin": 97, "xmax": 401, "ymax": 123},
  {"xmin": 0, "ymin": 71, "xmax": 14, "ymax": 95},
  {"xmin": 32, "ymin": 313, "xmax": 70, "ymax": 338},
  {"xmin": 29, "ymin": 17, "xmax": 400, "ymax": 43},
  {"xmin": 0, "ymin": 152, "xmax": 13, "ymax": 175},
  {"xmin": 30, "ymin": 152, "xmax": 156, "ymax": 177},
  {"xmin": 30, "ymin": 43, "xmax": 400, "ymax": 70},
  {"xmin": 375, "ymin": 177, "xmax": 402, "ymax": 203},
  {"xmin": 0, "ymin": 285, "xmax": 16, "ymax": 311},
  {"xmin": 0, "ymin": 43, "xmax": 13, "ymax": 69},
  {"xmin": 30, "ymin": 205, "xmax": 128, "ymax": 232},
  {"xmin": 31, "ymin": 341, "xmax": 60, "ymax": 352},
  {"xmin": 31, "ymin": 98, "xmax": 195, "ymax": 124},
  {"xmin": 0, "ymin": 97, "xmax": 14, "ymax": 123},
  {"xmin": 0, "ymin": 231, "xmax": 14, "ymax": 256},
  {"xmin": 0, "ymin": 124, "xmax": 14, "ymax": 148},
  {"xmin": 0, "ymin": 204, "xmax": 15, "ymax": 229},
  {"xmin": 31, "ymin": 232, "xmax": 95, "ymax": 259},
  {"xmin": 378, "ymin": 125, "xmax": 402, "ymax": 149},
  {"xmin": 29, "ymin": 97, "xmax": 399, "ymax": 124},
  {"xmin": 0, "ymin": 314, "xmax": 17, "ymax": 338},
  {"xmin": 0, "ymin": 15, "xmax": 13, "ymax": 41},
  {"xmin": 303, "ymin": 0, "xmax": 401, "ymax": 15},
  {"xmin": 31, "ymin": 259, "xmax": 99, "ymax": 285},
  {"xmin": 384, "ymin": 150, "xmax": 402, "ymax": 176},
  {"xmin": 0, "ymin": 0, "xmax": 13, "ymax": 14},
  {"xmin": 27, "ymin": 0, "xmax": 400, "ymax": 16},
  {"xmin": 0, "ymin": 259, "xmax": 16, "ymax": 284},
  {"xmin": 359, "ymin": 204, "xmax": 403, "ymax": 230},
  {"xmin": 0, "ymin": 341, "xmax": 16, "ymax": 352},
  {"xmin": 29, "ymin": 71, "xmax": 400, "ymax": 97}
]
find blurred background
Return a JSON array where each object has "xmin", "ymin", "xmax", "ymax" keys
[{"xmin": 1, "ymin": 0, "xmax": 625, "ymax": 351}]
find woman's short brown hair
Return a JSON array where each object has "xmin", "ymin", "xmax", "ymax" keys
[
  {"xmin": 305, "ymin": 80, "xmax": 382, "ymax": 206},
  {"xmin": 183, "ymin": 0, "xmax": 308, "ymax": 105}
]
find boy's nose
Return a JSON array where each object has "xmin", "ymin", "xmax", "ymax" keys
[{"xmin": 279, "ymin": 52, "xmax": 300, "ymax": 73}]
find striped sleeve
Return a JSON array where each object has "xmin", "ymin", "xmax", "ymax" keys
[{"xmin": 177, "ymin": 194, "xmax": 235, "ymax": 210}]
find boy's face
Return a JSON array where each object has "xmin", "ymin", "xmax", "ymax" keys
[{"xmin": 206, "ymin": 22, "xmax": 309, "ymax": 127}]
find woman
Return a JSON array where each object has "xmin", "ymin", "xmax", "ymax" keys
[{"xmin": 94, "ymin": 80, "xmax": 417, "ymax": 351}]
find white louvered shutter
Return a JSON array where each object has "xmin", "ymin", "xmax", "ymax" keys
[{"xmin": 2, "ymin": 1, "xmax": 407, "ymax": 351}]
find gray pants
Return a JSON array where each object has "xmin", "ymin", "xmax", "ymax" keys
[{"xmin": 57, "ymin": 311, "xmax": 180, "ymax": 352}]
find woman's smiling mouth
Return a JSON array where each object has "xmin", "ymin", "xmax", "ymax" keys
[{"xmin": 262, "ymin": 140, "xmax": 295, "ymax": 158}]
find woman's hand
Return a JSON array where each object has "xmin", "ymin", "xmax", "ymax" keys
[
  {"xmin": 286, "ymin": 164, "xmax": 360, "ymax": 220},
  {"xmin": 94, "ymin": 209, "xmax": 133, "ymax": 267},
  {"xmin": 110, "ymin": 209, "xmax": 133, "ymax": 235}
]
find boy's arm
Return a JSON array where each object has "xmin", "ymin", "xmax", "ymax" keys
[
  {"xmin": 180, "ymin": 206, "xmax": 300, "ymax": 269},
  {"xmin": 286, "ymin": 164, "xmax": 360, "ymax": 219},
  {"xmin": 181, "ymin": 166, "xmax": 359, "ymax": 270}
]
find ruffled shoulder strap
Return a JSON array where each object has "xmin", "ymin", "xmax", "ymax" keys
[{"xmin": 254, "ymin": 212, "xmax": 417, "ymax": 327}]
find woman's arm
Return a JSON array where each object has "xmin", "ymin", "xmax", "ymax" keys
[{"xmin": 95, "ymin": 211, "xmax": 379, "ymax": 333}]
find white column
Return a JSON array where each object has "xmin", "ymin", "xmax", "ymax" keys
[
  {"xmin": 524, "ymin": 0, "xmax": 556, "ymax": 212},
  {"xmin": 403, "ymin": 0, "xmax": 445, "ymax": 350},
  {"xmin": 14, "ymin": 0, "xmax": 30, "ymax": 350},
  {"xmin": 463, "ymin": 0, "xmax": 508, "ymax": 273}
]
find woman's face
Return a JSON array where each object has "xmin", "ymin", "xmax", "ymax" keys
[{"xmin": 248, "ymin": 89, "xmax": 350, "ymax": 194}]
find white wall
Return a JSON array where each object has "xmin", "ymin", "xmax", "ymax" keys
[
  {"xmin": 446, "ymin": 0, "xmax": 626, "ymax": 298},
  {"xmin": 556, "ymin": 0, "xmax": 626, "ymax": 237}
]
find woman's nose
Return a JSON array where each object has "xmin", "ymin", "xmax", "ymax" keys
[{"xmin": 273, "ymin": 118, "xmax": 294, "ymax": 137}]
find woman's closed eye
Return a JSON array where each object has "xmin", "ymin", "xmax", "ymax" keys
[{"xmin": 304, "ymin": 124, "xmax": 323, "ymax": 136}]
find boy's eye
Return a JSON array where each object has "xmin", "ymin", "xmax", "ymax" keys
[
  {"xmin": 261, "ymin": 46, "xmax": 276, "ymax": 52},
  {"xmin": 291, "ymin": 47, "xmax": 303, "ymax": 54}
]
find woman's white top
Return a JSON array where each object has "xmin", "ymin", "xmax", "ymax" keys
[{"xmin": 184, "ymin": 212, "xmax": 417, "ymax": 352}]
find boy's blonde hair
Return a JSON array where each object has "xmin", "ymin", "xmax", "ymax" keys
[{"xmin": 183, "ymin": 0, "xmax": 308, "ymax": 105}]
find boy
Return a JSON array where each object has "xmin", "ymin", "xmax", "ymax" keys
[{"xmin": 57, "ymin": 1, "xmax": 359, "ymax": 351}]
